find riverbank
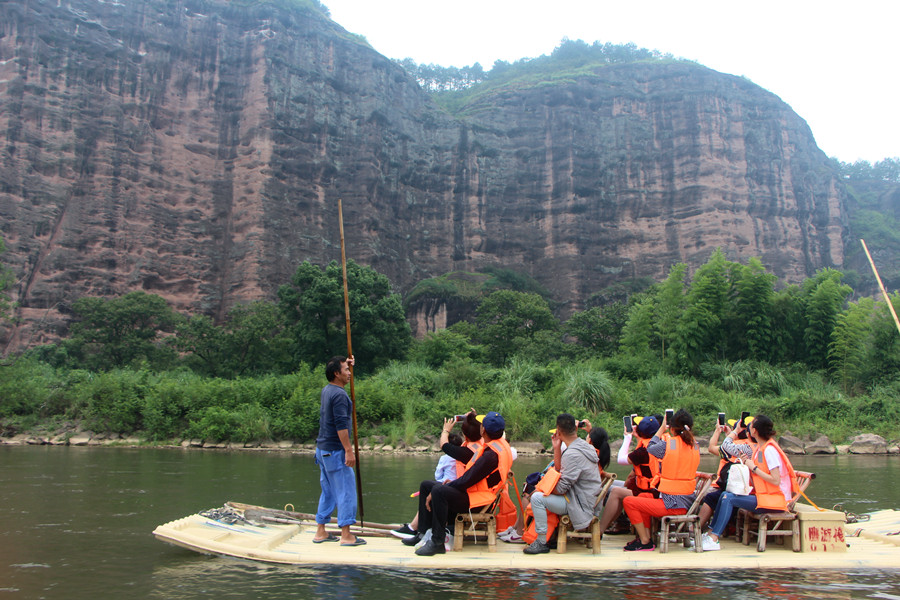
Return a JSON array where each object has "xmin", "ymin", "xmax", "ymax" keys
[{"xmin": 3, "ymin": 428, "xmax": 899, "ymax": 456}]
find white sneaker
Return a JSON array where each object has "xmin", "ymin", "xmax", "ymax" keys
[
  {"xmin": 497, "ymin": 526, "xmax": 517, "ymax": 541},
  {"xmin": 701, "ymin": 534, "xmax": 720, "ymax": 551},
  {"xmin": 505, "ymin": 532, "xmax": 525, "ymax": 544}
]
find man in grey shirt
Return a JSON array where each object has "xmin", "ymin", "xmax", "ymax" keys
[{"xmin": 523, "ymin": 413, "xmax": 604, "ymax": 554}]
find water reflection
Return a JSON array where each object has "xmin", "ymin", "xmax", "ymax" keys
[
  {"xmin": 145, "ymin": 558, "xmax": 900, "ymax": 600},
  {"xmin": 1, "ymin": 446, "xmax": 898, "ymax": 600}
]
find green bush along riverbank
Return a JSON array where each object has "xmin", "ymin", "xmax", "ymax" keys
[{"xmin": 2, "ymin": 356, "xmax": 897, "ymax": 448}]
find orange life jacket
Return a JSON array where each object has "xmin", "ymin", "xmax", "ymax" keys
[
  {"xmin": 465, "ymin": 437, "xmax": 513, "ymax": 508},
  {"xmin": 657, "ymin": 435, "xmax": 700, "ymax": 495},
  {"xmin": 751, "ymin": 439, "xmax": 798, "ymax": 511},
  {"xmin": 522, "ymin": 503, "xmax": 559, "ymax": 544},
  {"xmin": 633, "ymin": 436, "xmax": 661, "ymax": 491},
  {"xmin": 456, "ymin": 439, "xmax": 483, "ymax": 478},
  {"xmin": 522, "ymin": 467, "xmax": 561, "ymax": 544},
  {"xmin": 496, "ymin": 487, "xmax": 518, "ymax": 531},
  {"xmin": 535, "ymin": 467, "xmax": 561, "ymax": 495},
  {"xmin": 714, "ymin": 437, "xmax": 755, "ymax": 489}
]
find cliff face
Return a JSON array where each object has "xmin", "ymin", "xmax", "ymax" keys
[
  {"xmin": 0, "ymin": 0, "xmax": 847, "ymax": 351},
  {"xmin": 451, "ymin": 64, "xmax": 846, "ymax": 310}
]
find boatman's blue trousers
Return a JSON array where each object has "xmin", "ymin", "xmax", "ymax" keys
[{"xmin": 315, "ymin": 447, "xmax": 357, "ymax": 528}]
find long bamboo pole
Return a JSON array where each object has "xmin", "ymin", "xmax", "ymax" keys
[
  {"xmin": 338, "ymin": 199, "xmax": 364, "ymax": 526},
  {"xmin": 861, "ymin": 238, "xmax": 900, "ymax": 336}
]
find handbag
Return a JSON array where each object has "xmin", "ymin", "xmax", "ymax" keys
[{"xmin": 725, "ymin": 462, "xmax": 752, "ymax": 495}]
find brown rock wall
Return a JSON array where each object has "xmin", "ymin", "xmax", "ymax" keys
[{"xmin": 0, "ymin": 0, "xmax": 848, "ymax": 351}]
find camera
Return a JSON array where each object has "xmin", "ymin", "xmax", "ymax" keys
[
  {"xmin": 453, "ymin": 415, "xmax": 466, "ymax": 423},
  {"xmin": 576, "ymin": 419, "xmax": 587, "ymax": 428}
]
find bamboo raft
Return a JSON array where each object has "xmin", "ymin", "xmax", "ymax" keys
[{"xmin": 151, "ymin": 502, "xmax": 900, "ymax": 571}]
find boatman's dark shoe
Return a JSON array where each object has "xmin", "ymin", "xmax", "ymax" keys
[
  {"xmin": 401, "ymin": 532, "xmax": 423, "ymax": 546},
  {"xmin": 414, "ymin": 539, "xmax": 446, "ymax": 556}
]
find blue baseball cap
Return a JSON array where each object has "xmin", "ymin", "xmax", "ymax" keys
[
  {"xmin": 636, "ymin": 416, "xmax": 660, "ymax": 438},
  {"xmin": 481, "ymin": 411, "xmax": 505, "ymax": 436}
]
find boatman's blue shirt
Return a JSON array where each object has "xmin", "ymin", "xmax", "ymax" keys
[{"xmin": 316, "ymin": 384, "xmax": 352, "ymax": 451}]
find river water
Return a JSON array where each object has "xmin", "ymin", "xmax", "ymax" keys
[{"xmin": 1, "ymin": 446, "xmax": 898, "ymax": 599}]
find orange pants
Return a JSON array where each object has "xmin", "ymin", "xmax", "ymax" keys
[{"xmin": 622, "ymin": 493, "xmax": 686, "ymax": 528}]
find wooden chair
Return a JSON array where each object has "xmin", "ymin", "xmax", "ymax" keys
[
  {"xmin": 556, "ymin": 471, "xmax": 617, "ymax": 554},
  {"xmin": 452, "ymin": 472, "xmax": 513, "ymax": 552},
  {"xmin": 657, "ymin": 471, "xmax": 715, "ymax": 553},
  {"xmin": 736, "ymin": 470, "xmax": 815, "ymax": 552}
]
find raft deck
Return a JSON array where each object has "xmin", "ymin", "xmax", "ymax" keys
[{"xmin": 152, "ymin": 504, "xmax": 900, "ymax": 571}]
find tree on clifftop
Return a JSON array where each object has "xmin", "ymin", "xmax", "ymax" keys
[{"xmin": 277, "ymin": 260, "xmax": 411, "ymax": 373}]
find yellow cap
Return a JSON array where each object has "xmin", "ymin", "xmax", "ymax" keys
[
  {"xmin": 475, "ymin": 414, "xmax": 485, "ymax": 423},
  {"xmin": 548, "ymin": 428, "xmax": 557, "ymax": 434}
]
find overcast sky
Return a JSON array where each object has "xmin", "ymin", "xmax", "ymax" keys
[{"xmin": 322, "ymin": 0, "xmax": 898, "ymax": 164}]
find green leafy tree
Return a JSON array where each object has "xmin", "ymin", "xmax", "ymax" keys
[
  {"xmin": 175, "ymin": 301, "xmax": 291, "ymax": 378},
  {"xmin": 173, "ymin": 314, "xmax": 224, "ymax": 375},
  {"xmin": 619, "ymin": 295, "xmax": 655, "ymax": 357},
  {"xmin": 474, "ymin": 290, "xmax": 559, "ymax": 365},
  {"xmin": 770, "ymin": 284, "xmax": 805, "ymax": 364},
  {"xmin": 671, "ymin": 249, "xmax": 733, "ymax": 371},
  {"xmin": 828, "ymin": 297, "xmax": 875, "ymax": 392},
  {"xmin": 277, "ymin": 260, "xmax": 410, "ymax": 372},
  {"xmin": 220, "ymin": 302, "xmax": 292, "ymax": 376},
  {"xmin": 565, "ymin": 302, "xmax": 628, "ymax": 357},
  {"xmin": 802, "ymin": 270, "xmax": 852, "ymax": 370},
  {"xmin": 410, "ymin": 329, "xmax": 483, "ymax": 368},
  {"xmin": 867, "ymin": 293, "xmax": 900, "ymax": 380},
  {"xmin": 66, "ymin": 292, "xmax": 180, "ymax": 370},
  {"xmin": 0, "ymin": 236, "xmax": 14, "ymax": 322},
  {"xmin": 734, "ymin": 257, "xmax": 777, "ymax": 361},
  {"xmin": 654, "ymin": 263, "xmax": 688, "ymax": 361}
]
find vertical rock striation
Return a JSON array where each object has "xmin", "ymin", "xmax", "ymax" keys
[{"xmin": 0, "ymin": 0, "xmax": 847, "ymax": 350}]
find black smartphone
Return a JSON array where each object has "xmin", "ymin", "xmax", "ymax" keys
[
  {"xmin": 740, "ymin": 411, "xmax": 751, "ymax": 427},
  {"xmin": 717, "ymin": 412, "xmax": 726, "ymax": 426},
  {"xmin": 623, "ymin": 415, "xmax": 633, "ymax": 433},
  {"xmin": 577, "ymin": 420, "xmax": 587, "ymax": 428},
  {"xmin": 665, "ymin": 408, "xmax": 674, "ymax": 423}
]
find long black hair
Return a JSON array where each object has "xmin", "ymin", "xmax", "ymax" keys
[{"xmin": 589, "ymin": 427, "xmax": 611, "ymax": 470}]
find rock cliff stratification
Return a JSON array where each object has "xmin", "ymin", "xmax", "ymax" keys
[{"xmin": 0, "ymin": 0, "xmax": 846, "ymax": 350}]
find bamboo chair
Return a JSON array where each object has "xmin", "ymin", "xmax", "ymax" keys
[
  {"xmin": 556, "ymin": 471, "xmax": 618, "ymax": 554},
  {"xmin": 736, "ymin": 470, "xmax": 815, "ymax": 552},
  {"xmin": 452, "ymin": 472, "xmax": 513, "ymax": 552},
  {"xmin": 657, "ymin": 471, "xmax": 715, "ymax": 553}
]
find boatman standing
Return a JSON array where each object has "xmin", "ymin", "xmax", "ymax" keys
[{"xmin": 313, "ymin": 355, "xmax": 366, "ymax": 546}]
